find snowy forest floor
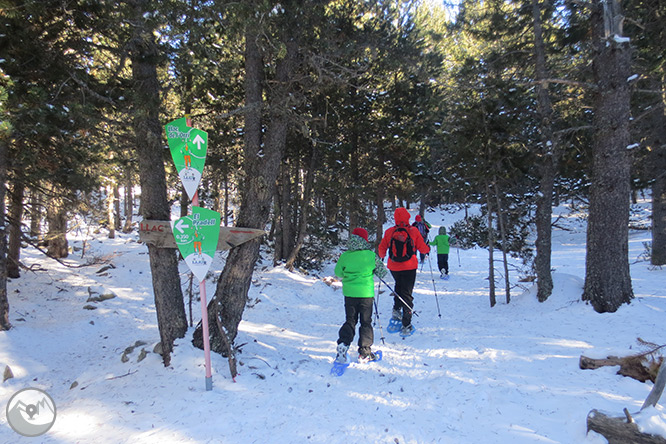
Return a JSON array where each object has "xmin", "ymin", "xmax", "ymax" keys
[{"xmin": 1, "ymin": 201, "xmax": 665, "ymax": 443}]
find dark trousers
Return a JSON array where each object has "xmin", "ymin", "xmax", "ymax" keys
[
  {"xmin": 338, "ymin": 297, "xmax": 374, "ymax": 352},
  {"xmin": 391, "ymin": 269, "xmax": 416, "ymax": 327},
  {"xmin": 437, "ymin": 254, "xmax": 449, "ymax": 274},
  {"xmin": 419, "ymin": 236, "xmax": 428, "ymax": 262}
]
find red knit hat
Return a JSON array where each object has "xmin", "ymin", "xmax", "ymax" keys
[
  {"xmin": 351, "ymin": 227, "xmax": 368, "ymax": 242},
  {"xmin": 415, "ymin": 215, "xmax": 422, "ymax": 222}
]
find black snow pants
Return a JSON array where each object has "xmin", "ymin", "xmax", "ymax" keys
[
  {"xmin": 437, "ymin": 253, "xmax": 449, "ymax": 274},
  {"xmin": 338, "ymin": 297, "xmax": 374, "ymax": 353},
  {"xmin": 390, "ymin": 269, "xmax": 417, "ymax": 327}
]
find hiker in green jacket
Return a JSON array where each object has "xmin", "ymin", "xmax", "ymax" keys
[
  {"xmin": 430, "ymin": 226, "xmax": 451, "ymax": 277},
  {"xmin": 334, "ymin": 227, "xmax": 387, "ymax": 363}
]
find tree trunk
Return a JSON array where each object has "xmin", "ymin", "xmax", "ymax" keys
[
  {"xmin": 486, "ymin": 181, "xmax": 497, "ymax": 308},
  {"xmin": 494, "ymin": 184, "xmax": 511, "ymax": 304},
  {"xmin": 532, "ymin": 0, "xmax": 557, "ymax": 302},
  {"xmin": 419, "ymin": 188, "xmax": 427, "ymax": 218},
  {"xmin": 0, "ymin": 139, "xmax": 10, "ymax": 330},
  {"xmin": 107, "ymin": 183, "xmax": 116, "ymax": 239},
  {"xmin": 583, "ymin": 0, "xmax": 634, "ymax": 312},
  {"xmin": 123, "ymin": 169, "xmax": 134, "ymax": 233},
  {"xmin": 29, "ymin": 189, "xmax": 42, "ymax": 240},
  {"xmin": 113, "ymin": 182, "xmax": 121, "ymax": 232},
  {"xmin": 348, "ymin": 131, "xmax": 360, "ymax": 230},
  {"xmin": 195, "ymin": 23, "xmax": 296, "ymax": 353},
  {"xmin": 653, "ymin": 169, "xmax": 666, "ymax": 265},
  {"xmin": 223, "ymin": 175, "xmax": 230, "ymax": 227},
  {"xmin": 285, "ymin": 143, "xmax": 317, "ymax": 270},
  {"xmin": 46, "ymin": 193, "xmax": 69, "ymax": 259},
  {"xmin": 129, "ymin": 0, "xmax": 187, "ymax": 367},
  {"xmin": 279, "ymin": 162, "xmax": 293, "ymax": 261},
  {"xmin": 375, "ymin": 182, "xmax": 386, "ymax": 248},
  {"xmin": 179, "ymin": 185, "xmax": 189, "ymax": 218},
  {"xmin": 650, "ymin": 85, "xmax": 666, "ymax": 265},
  {"xmin": 7, "ymin": 179, "xmax": 25, "ymax": 278},
  {"xmin": 272, "ymin": 186, "xmax": 283, "ymax": 264}
]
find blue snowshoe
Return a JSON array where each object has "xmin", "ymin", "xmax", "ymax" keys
[
  {"xmin": 331, "ymin": 343, "xmax": 350, "ymax": 377},
  {"xmin": 387, "ymin": 309, "xmax": 402, "ymax": 333}
]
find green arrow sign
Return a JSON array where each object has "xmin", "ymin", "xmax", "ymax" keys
[
  {"xmin": 165, "ymin": 117, "xmax": 208, "ymax": 200},
  {"xmin": 171, "ymin": 206, "xmax": 221, "ymax": 282}
]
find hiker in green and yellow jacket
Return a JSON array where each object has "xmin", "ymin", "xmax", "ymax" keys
[
  {"xmin": 334, "ymin": 227, "xmax": 387, "ymax": 364},
  {"xmin": 430, "ymin": 226, "xmax": 451, "ymax": 278}
]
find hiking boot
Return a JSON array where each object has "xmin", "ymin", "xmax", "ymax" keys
[
  {"xmin": 391, "ymin": 308, "xmax": 402, "ymax": 320},
  {"xmin": 358, "ymin": 347, "xmax": 378, "ymax": 362},
  {"xmin": 335, "ymin": 343, "xmax": 349, "ymax": 364},
  {"xmin": 359, "ymin": 351, "xmax": 379, "ymax": 362},
  {"xmin": 400, "ymin": 324, "xmax": 415, "ymax": 337}
]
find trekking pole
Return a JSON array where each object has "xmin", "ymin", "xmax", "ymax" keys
[
  {"xmin": 427, "ymin": 254, "xmax": 442, "ymax": 318},
  {"xmin": 374, "ymin": 280, "xmax": 386, "ymax": 345},
  {"xmin": 376, "ymin": 275, "xmax": 419, "ymax": 317},
  {"xmin": 457, "ymin": 246, "xmax": 461, "ymax": 267}
]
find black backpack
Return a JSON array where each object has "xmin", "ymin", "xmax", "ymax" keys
[{"xmin": 389, "ymin": 227, "xmax": 415, "ymax": 262}]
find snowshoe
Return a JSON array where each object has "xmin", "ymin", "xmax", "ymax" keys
[
  {"xmin": 330, "ymin": 361, "xmax": 350, "ymax": 376},
  {"xmin": 387, "ymin": 309, "xmax": 402, "ymax": 333},
  {"xmin": 387, "ymin": 318, "xmax": 402, "ymax": 333},
  {"xmin": 331, "ymin": 343, "xmax": 350, "ymax": 376}
]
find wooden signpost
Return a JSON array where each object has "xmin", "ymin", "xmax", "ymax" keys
[
  {"xmin": 139, "ymin": 221, "xmax": 264, "ymax": 250},
  {"xmin": 142, "ymin": 116, "xmax": 264, "ymax": 391}
]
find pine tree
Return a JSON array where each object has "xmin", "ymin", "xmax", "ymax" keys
[{"xmin": 582, "ymin": 0, "xmax": 634, "ymax": 312}]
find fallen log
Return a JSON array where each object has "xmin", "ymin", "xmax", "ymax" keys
[
  {"xmin": 580, "ymin": 355, "xmax": 661, "ymax": 383},
  {"xmin": 587, "ymin": 409, "xmax": 666, "ymax": 444}
]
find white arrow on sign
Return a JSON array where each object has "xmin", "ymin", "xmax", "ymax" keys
[
  {"xmin": 175, "ymin": 219, "xmax": 190, "ymax": 234},
  {"xmin": 192, "ymin": 134, "xmax": 206, "ymax": 150}
]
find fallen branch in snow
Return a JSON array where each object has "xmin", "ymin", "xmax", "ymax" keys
[
  {"xmin": 106, "ymin": 370, "xmax": 138, "ymax": 381},
  {"xmin": 580, "ymin": 342, "xmax": 664, "ymax": 383}
]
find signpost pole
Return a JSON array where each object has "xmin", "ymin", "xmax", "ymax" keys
[
  {"xmin": 192, "ymin": 189, "xmax": 213, "ymax": 391},
  {"xmin": 187, "ymin": 115, "xmax": 213, "ymax": 390}
]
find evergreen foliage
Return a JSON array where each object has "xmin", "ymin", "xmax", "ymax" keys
[{"xmin": 1, "ymin": 0, "xmax": 665, "ymax": 342}]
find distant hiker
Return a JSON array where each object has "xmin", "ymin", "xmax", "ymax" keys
[
  {"xmin": 430, "ymin": 226, "xmax": 451, "ymax": 277},
  {"xmin": 412, "ymin": 215, "xmax": 431, "ymax": 262},
  {"xmin": 378, "ymin": 208, "xmax": 430, "ymax": 336},
  {"xmin": 334, "ymin": 227, "xmax": 387, "ymax": 364}
]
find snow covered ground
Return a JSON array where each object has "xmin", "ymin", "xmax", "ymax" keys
[{"xmin": 1, "ymin": 201, "xmax": 665, "ymax": 443}]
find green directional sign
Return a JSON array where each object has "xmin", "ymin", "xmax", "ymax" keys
[
  {"xmin": 171, "ymin": 206, "xmax": 221, "ymax": 282},
  {"xmin": 165, "ymin": 117, "xmax": 208, "ymax": 200}
]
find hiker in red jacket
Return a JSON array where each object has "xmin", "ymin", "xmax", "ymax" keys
[{"xmin": 378, "ymin": 207, "xmax": 430, "ymax": 336}]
